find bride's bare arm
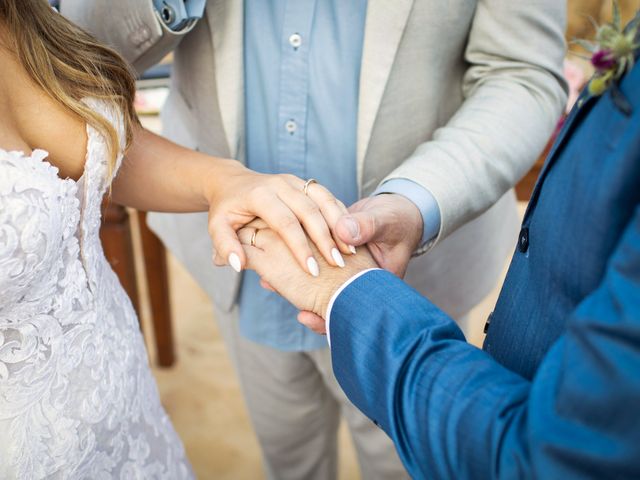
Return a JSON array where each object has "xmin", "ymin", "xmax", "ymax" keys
[{"xmin": 111, "ymin": 126, "xmax": 353, "ymax": 273}]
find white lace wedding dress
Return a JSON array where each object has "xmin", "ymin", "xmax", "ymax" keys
[{"xmin": 0, "ymin": 99, "xmax": 193, "ymax": 479}]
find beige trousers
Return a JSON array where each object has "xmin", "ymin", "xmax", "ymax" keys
[{"xmin": 212, "ymin": 304, "xmax": 409, "ymax": 480}]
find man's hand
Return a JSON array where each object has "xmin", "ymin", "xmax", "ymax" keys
[{"xmin": 335, "ymin": 194, "xmax": 423, "ymax": 277}]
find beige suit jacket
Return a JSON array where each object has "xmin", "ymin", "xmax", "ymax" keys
[{"xmin": 63, "ymin": 0, "xmax": 567, "ymax": 318}]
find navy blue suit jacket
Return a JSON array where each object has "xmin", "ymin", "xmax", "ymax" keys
[{"xmin": 329, "ymin": 58, "xmax": 640, "ymax": 478}]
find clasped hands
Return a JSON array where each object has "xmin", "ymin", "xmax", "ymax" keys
[{"xmin": 231, "ymin": 181, "xmax": 423, "ymax": 334}]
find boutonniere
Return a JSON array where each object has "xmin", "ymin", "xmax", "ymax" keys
[{"xmin": 574, "ymin": 1, "xmax": 639, "ymax": 99}]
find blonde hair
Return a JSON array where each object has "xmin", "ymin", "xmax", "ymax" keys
[{"xmin": 0, "ymin": 0, "xmax": 139, "ymax": 177}]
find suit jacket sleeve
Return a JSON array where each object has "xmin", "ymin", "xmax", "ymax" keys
[
  {"xmin": 383, "ymin": 0, "xmax": 568, "ymax": 244},
  {"xmin": 60, "ymin": 0, "xmax": 196, "ymax": 74},
  {"xmin": 330, "ymin": 206, "xmax": 640, "ymax": 479}
]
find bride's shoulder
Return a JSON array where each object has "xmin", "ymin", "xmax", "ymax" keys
[{"xmin": 0, "ymin": 42, "xmax": 87, "ymax": 181}]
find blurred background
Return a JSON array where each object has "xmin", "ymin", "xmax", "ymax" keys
[{"xmin": 94, "ymin": 1, "xmax": 639, "ymax": 479}]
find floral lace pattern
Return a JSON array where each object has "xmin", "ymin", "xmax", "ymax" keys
[{"xmin": 0, "ymin": 99, "xmax": 192, "ymax": 479}]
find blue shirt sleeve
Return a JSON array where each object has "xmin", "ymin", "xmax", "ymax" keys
[
  {"xmin": 373, "ymin": 179, "xmax": 441, "ymax": 245},
  {"xmin": 152, "ymin": 0, "xmax": 205, "ymax": 31}
]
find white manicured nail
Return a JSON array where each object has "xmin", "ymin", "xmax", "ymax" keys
[
  {"xmin": 348, "ymin": 245, "xmax": 357, "ymax": 255},
  {"xmin": 228, "ymin": 253, "xmax": 241, "ymax": 273},
  {"xmin": 307, "ymin": 257, "xmax": 320, "ymax": 277},
  {"xmin": 332, "ymin": 248, "xmax": 345, "ymax": 268}
]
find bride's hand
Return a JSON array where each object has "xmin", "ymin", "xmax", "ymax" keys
[
  {"xmin": 205, "ymin": 161, "xmax": 354, "ymax": 275},
  {"xmin": 237, "ymin": 220, "xmax": 377, "ymax": 322}
]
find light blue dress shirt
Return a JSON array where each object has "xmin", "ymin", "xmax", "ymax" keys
[
  {"xmin": 154, "ymin": 0, "xmax": 441, "ymax": 351},
  {"xmin": 241, "ymin": 0, "xmax": 368, "ymax": 350},
  {"xmin": 240, "ymin": 0, "xmax": 441, "ymax": 351}
]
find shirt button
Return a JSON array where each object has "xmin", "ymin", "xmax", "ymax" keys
[
  {"xmin": 285, "ymin": 119, "xmax": 297, "ymax": 134},
  {"xmin": 518, "ymin": 227, "xmax": 529, "ymax": 253},
  {"xmin": 289, "ymin": 33, "xmax": 302, "ymax": 49}
]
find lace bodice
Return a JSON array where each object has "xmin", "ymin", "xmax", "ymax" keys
[{"xmin": 0, "ymin": 99, "xmax": 192, "ymax": 478}]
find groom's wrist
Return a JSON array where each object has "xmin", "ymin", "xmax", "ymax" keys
[
  {"xmin": 324, "ymin": 268, "xmax": 382, "ymax": 346},
  {"xmin": 314, "ymin": 253, "xmax": 378, "ymax": 318},
  {"xmin": 315, "ymin": 271, "xmax": 358, "ymax": 319}
]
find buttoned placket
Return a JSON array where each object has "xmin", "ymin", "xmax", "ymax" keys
[{"xmin": 276, "ymin": 0, "xmax": 318, "ymax": 178}]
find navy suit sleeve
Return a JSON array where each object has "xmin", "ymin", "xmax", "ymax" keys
[{"xmin": 330, "ymin": 206, "xmax": 640, "ymax": 479}]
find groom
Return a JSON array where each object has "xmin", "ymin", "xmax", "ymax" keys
[{"xmin": 240, "ymin": 31, "xmax": 640, "ymax": 480}]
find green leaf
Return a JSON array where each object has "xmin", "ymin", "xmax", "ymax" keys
[
  {"xmin": 569, "ymin": 51, "xmax": 593, "ymax": 61},
  {"xmin": 612, "ymin": 0, "xmax": 621, "ymax": 31},
  {"xmin": 597, "ymin": 24, "xmax": 618, "ymax": 47},
  {"xmin": 625, "ymin": 30, "xmax": 638, "ymax": 44},
  {"xmin": 571, "ymin": 38, "xmax": 598, "ymax": 53},
  {"xmin": 587, "ymin": 15, "xmax": 600, "ymax": 33}
]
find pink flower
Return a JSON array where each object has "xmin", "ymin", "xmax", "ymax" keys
[{"xmin": 591, "ymin": 49, "xmax": 617, "ymax": 71}]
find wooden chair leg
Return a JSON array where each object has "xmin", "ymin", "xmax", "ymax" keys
[
  {"xmin": 138, "ymin": 211, "xmax": 176, "ymax": 367},
  {"xmin": 100, "ymin": 202, "xmax": 141, "ymax": 319}
]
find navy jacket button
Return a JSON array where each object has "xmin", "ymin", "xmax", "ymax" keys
[
  {"xmin": 484, "ymin": 312, "xmax": 493, "ymax": 334},
  {"xmin": 518, "ymin": 227, "xmax": 529, "ymax": 253}
]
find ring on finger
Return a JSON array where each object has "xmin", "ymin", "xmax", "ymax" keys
[
  {"xmin": 302, "ymin": 178, "xmax": 317, "ymax": 196},
  {"xmin": 250, "ymin": 229, "xmax": 259, "ymax": 247}
]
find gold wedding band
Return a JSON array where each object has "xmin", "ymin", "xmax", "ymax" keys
[
  {"xmin": 250, "ymin": 229, "xmax": 259, "ymax": 247},
  {"xmin": 303, "ymin": 178, "xmax": 317, "ymax": 196}
]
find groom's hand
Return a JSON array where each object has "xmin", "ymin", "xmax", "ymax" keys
[
  {"xmin": 296, "ymin": 194, "xmax": 424, "ymax": 333},
  {"xmin": 335, "ymin": 194, "xmax": 423, "ymax": 278}
]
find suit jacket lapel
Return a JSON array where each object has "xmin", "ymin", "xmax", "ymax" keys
[
  {"xmin": 523, "ymin": 92, "xmax": 598, "ymax": 222},
  {"xmin": 208, "ymin": 0, "xmax": 244, "ymax": 160},
  {"xmin": 520, "ymin": 12, "xmax": 639, "ymax": 223},
  {"xmin": 356, "ymin": 0, "xmax": 414, "ymax": 192}
]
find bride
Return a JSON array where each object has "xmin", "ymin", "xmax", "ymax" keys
[{"xmin": 0, "ymin": 1, "xmax": 350, "ymax": 477}]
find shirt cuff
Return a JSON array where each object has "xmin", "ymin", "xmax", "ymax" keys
[
  {"xmin": 325, "ymin": 268, "xmax": 382, "ymax": 347},
  {"xmin": 373, "ymin": 179, "xmax": 441, "ymax": 246},
  {"xmin": 152, "ymin": 0, "xmax": 205, "ymax": 31}
]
